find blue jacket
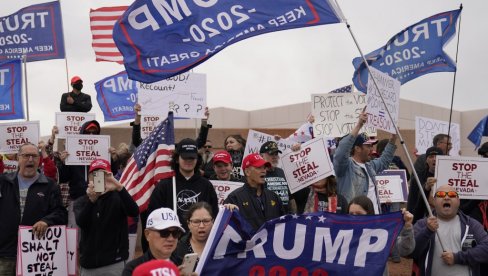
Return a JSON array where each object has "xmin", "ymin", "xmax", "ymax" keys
[
  {"xmin": 333, "ymin": 134, "xmax": 396, "ymax": 204},
  {"xmin": 412, "ymin": 211, "xmax": 488, "ymax": 276}
]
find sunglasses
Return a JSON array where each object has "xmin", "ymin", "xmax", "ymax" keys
[
  {"xmin": 434, "ymin": 191, "xmax": 459, "ymax": 198},
  {"xmin": 157, "ymin": 229, "xmax": 183, "ymax": 239}
]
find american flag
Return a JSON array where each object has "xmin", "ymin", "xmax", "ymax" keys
[
  {"xmin": 120, "ymin": 113, "xmax": 175, "ymax": 212},
  {"xmin": 89, "ymin": 6, "xmax": 127, "ymax": 64},
  {"xmin": 329, "ymin": 84, "xmax": 354, "ymax": 93}
]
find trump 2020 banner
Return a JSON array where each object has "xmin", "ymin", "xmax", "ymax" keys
[
  {"xmin": 113, "ymin": 0, "xmax": 344, "ymax": 83},
  {"xmin": 0, "ymin": 59, "xmax": 23, "ymax": 120},
  {"xmin": 95, "ymin": 71, "xmax": 137, "ymax": 121},
  {"xmin": 197, "ymin": 208, "xmax": 404, "ymax": 276},
  {"xmin": 352, "ymin": 9, "xmax": 461, "ymax": 92},
  {"xmin": 0, "ymin": 1, "xmax": 65, "ymax": 62}
]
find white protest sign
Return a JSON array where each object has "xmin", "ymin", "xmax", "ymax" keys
[
  {"xmin": 279, "ymin": 137, "xmax": 334, "ymax": 193},
  {"xmin": 365, "ymin": 67, "xmax": 401, "ymax": 134},
  {"xmin": 435, "ymin": 156, "xmax": 488, "ymax": 200},
  {"xmin": 210, "ymin": 180, "xmax": 244, "ymax": 205},
  {"xmin": 140, "ymin": 115, "xmax": 165, "ymax": 139},
  {"xmin": 18, "ymin": 225, "xmax": 68, "ymax": 276},
  {"xmin": 55, "ymin": 112, "xmax": 96, "ymax": 138},
  {"xmin": 375, "ymin": 170, "xmax": 408, "ymax": 203},
  {"xmin": 312, "ymin": 93, "xmax": 376, "ymax": 138},
  {"xmin": 65, "ymin": 135, "xmax": 110, "ymax": 165},
  {"xmin": 415, "ymin": 116, "xmax": 460, "ymax": 156},
  {"xmin": 66, "ymin": 228, "xmax": 78, "ymax": 276},
  {"xmin": 2, "ymin": 160, "xmax": 18, "ymax": 173},
  {"xmin": 244, "ymin": 130, "xmax": 295, "ymax": 156},
  {"xmin": 0, "ymin": 121, "xmax": 40, "ymax": 154},
  {"xmin": 138, "ymin": 72, "xmax": 206, "ymax": 118}
]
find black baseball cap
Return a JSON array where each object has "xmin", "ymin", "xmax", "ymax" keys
[
  {"xmin": 176, "ymin": 138, "xmax": 198, "ymax": 159},
  {"xmin": 426, "ymin": 146, "xmax": 443, "ymax": 157},
  {"xmin": 259, "ymin": 141, "xmax": 282, "ymax": 154}
]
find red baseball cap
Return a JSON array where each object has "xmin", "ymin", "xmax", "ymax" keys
[
  {"xmin": 70, "ymin": 76, "xmax": 82, "ymax": 84},
  {"xmin": 212, "ymin": 150, "xmax": 232, "ymax": 164},
  {"xmin": 133, "ymin": 260, "xmax": 180, "ymax": 276},
  {"xmin": 89, "ymin": 159, "xmax": 111, "ymax": 173},
  {"xmin": 242, "ymin": 153, "xmax": 271, "ymax": 171}
]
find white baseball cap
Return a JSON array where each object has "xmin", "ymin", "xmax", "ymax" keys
[{"xmin": 146, "ymin": 207, "xmax": 185, "ymax": 232}]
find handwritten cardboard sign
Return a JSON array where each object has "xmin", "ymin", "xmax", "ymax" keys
[
  {"xmin": 312, "ymin": 93, "xmax": 376, "ymax": 138},
  {"xmin": 279, "ymin": 137, "xmax": 334, "ymax": 194},
  {"xmin": 55, "ymin": 112, "xmax": 96, "ymax": 138},
  {"xmin": 435, "ymin": 156, "xmax": 488, "ymax": 200},
  {"xmin": 0, "ymin": 121, "xmax": 40, "ymax": 154},
  {"xmin": 210, "ymin": 180, "xmax": 244, "ymax": 205},
  {"xmin": 365, "ymin": 67, "xmax": 401, "ymax": 134},
  {"xmin": 375, "ymin": 170, "xmax": 408, "ymax": 203},
  {"xmin": 18, "ymin": 225, "xmax": 68, "ymax": 276},
  {"xmin": 65, "ymin": 135, "xmax": 110, "ymax": 166},
  {"xmin": 140, "ymin": 115, "xmax": 165, "ymax": 139},
  {"xmin": 415, "ymin": 116, "xmax": 460, "ymax": 156},
  {"xmin": 138, "ymin": 72, "xmax": 206, "ymax": 118}
]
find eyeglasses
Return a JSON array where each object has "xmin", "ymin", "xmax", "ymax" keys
[
  {"xmin": 204, "ymin": 145, "xmax": 212, "ymax": 149},
  {"xmin": 434, "ymin": 191, "xmax": 459, "ymax": 198},
  {"xmin": 188, "ymin": 218, "xmax": 213, "ymax": 227},
  {"xmin": 157, "ymin": 229, "xmax": 183, "ymax": 239},
  {"xmin": 20, "ymin": 153, "xmax": 40, "ymax": 159}
]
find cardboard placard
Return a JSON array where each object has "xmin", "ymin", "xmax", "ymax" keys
[
  {"xmin": 210, "ymin": 180, "xmax": 244, "ymax": 205},
  {"xmin": 65, "ymin": 135, "xmax": 111, "ymax": 165},
  {"xmin": 0, "ymin": 121, "xmax": 40, "ymax": 154},
  {"xmin": 375, "ymin": 170, "xmax": 408, "ymax": 203},
  {"xmin": 55, "ymin": 112, "xmax": 96, "ymax": 138},
  {"xmin": 140, "ymin": 115, "xmax": 165, "ymax": 139},
  {"xmin": 415, "ymin": 116, "xmax": 460, "ymax": 156}
]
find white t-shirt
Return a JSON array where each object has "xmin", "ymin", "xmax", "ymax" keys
[{"xmin": 355, "ymin": 162, "xmax": 379, "ymax": 214}]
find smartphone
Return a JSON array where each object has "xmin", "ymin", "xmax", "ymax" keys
[
  {"xmin": 53, "ymin": 138, "xmax": 66, "ymax": 153},
  {"xmin": 181, "ymin": 253, "xmax": 198, "ymax": 275},
  {"xmin": 93, "ymin": 171, "xmax": 105, "ymax": 193}
]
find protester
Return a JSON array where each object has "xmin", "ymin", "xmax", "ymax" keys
[
  {"xmin": 407, "ymin": 146, "xmax": 442, "ymax": 224},
  {"xmin": 304, "ymin": 175, "xmax": 347, "ymax": 214},
  {"xmin": 413, "ymin": 133, "xmax": 451, "ymax": 177},
  {"xmin": 108, "ymin": 142, "xmax": 131, "ymax": 178},
  {"xmin": 224, "ymin": 153, "xmax": 284, "ymax": 231},
  {"xmin": 333, "ymin": 111, "xmax": 397, "ymax": 213},
  {"xmin": 60, "ymin": 76, "xmax": 92, "ymax": 112},
  {"xmin": 412, "ymin": 185, "xmax": 488, "ymax": 276},
  {"xmin": 200, "ymin": 139, "xmax": 214, "ymax": 178},
  {"xmin": 224, "ymin": 134, "xmax": 246, "ymax": 180},
  {"xmin": 0, "ymin": 143, "xmax": 67, "ymax": 275},
  {"xmin": 209, "ymin": 150, "xmax": 238, "ymax": 181},
  {"xmin": 0, "ymin": 141, "xmax": 56, "ymax": 180},
  {"xmin": 74, "ymin": 159, "xmax": 138, "ymax": 276}
]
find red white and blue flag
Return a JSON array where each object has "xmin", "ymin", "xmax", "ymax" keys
[{"xmin": 120, "ymin": 112, "xmax": 175, "ymax": 211}]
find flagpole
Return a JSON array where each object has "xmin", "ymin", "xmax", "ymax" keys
[
  {"xmin": 344, "ymin": 22, "xmax": 447, "ymax": 250},
  {"xmin": 58, "ymin": 0, "xmax": 70, "ymax": 90},
  {"xmin": 22, "ymin": 55, "xmax": 30, "ymax": 121},
  {"xmin": 447, "ymin": 4, "xmax": 463, "ymax": 152}
]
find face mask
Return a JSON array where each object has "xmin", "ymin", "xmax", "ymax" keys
[{"xmin": 73, "ymin": 83, "xmax": 83, "ymax": 90}]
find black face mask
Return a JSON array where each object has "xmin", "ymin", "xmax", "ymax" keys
[{"xmin": 73, "ymin": 83, "xmax": 83, "ymax": 91}]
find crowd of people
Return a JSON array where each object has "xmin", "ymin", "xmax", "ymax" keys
[{"xmin": 1, "ymin": 76, "xmax": 488, "ymax": 276}]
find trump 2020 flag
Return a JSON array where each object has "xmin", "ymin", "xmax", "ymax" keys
[
  {"xmin": 95, "ymin": 71, "xmax": 136, "ymax": 121},
  {"xmin": 197, "ymin": 208, "xmax": 404, "ymax": 276},
  {"xmin": 113, "ymin": 0, "xmax": 344, "ymax": 83},
  {"xmin": 120, "ymin": 113, "xmax": 175, "ymax": 211},
  {"xmin": 352, "ymin": 9, "xmax": 461, "ymax": 92},
  {"xmin": 0, "ymin": 59, "xmax": 23, "ymax": 120},
  {"xmin": 0, "ymin": 1, "xmax": 65, "ymax": 62},
  {"xmin": 467, "ymin": 116, "xmax": 488, "ymax": 149}
]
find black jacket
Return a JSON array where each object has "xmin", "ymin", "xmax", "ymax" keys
[
  {"xmin": 74, "ymin": 188, "xmax": 138, "ymax": 268},
  {"xmin": 60, "ymin": 91, "xmax": 92, "ymax": 112},
  {"xmin": 0, "ymin": 172, "xmax": 67, "ymax": 257},
  {"xmin": 224, "ymin": 181, "xmax": 284, "ymax": 231},
  {"xmin": 122, "ymin": 250, "xmax": 154, "ymax": 276}
]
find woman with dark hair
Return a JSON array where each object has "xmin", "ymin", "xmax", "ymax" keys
[
  {"xmin": 224, "ymin": 134, "xmax": 246, "ymax": 180},
  {"xmin": 304, "ymin": 176, "xmax": 348, "ymax": 214},
  {"xmin": 347, "ymin": 195, "xmax": 375, "ymax": 215}
]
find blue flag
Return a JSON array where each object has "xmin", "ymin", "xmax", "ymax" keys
[
  {"xmin": 197, "ymin": 208, "xmax": 404, "ymax": 276},
  {"xmin": 0, "ymin": 59, "xmax": 23, "ymax": 120},
  {"xmin": 467, "ymin": 116, "xmax": 488, "ymax": 149},
  {"xmin": 95, "ymin": 71, "xmax": 137, "ymax": 121},
  {"xmin": 113, "ymin": 0, "xmax": 343, "ymax": 83},
  {"xmin": 0, "ymin": 1, "xmax": 65, "ymax": 62},
  {"xmin": 352, "ymin": 9, "xmax": 461, "ymax": 92}
]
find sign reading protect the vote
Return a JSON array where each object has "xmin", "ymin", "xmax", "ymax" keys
[
  {"xmin": 280, "ymin": 137, "xmax": 334, "ymax": 193},
  {"xmin": 210, "ymin": 180, "xmax": 244, "ymax": 205},
  {"xmin": 415, "ymin": 116, "xmax": 460, "ymax": 156},
  {"xmin": 65, "ymin": 135, "xmax": 110, "ymax": 165},
  {"xmin": 0, "ymin": 121, "xmax": 39, "ymax": 153},
  {"xmin": 365, "ymin": 68, "xmax": 400, "ymax": 134},
  {"xmin": 18, "ymin": 225, "xmax": 68, "ymax": 276},
  {"xmin": 375, "ymin": 170, "xmax": 408, "ymax": 203},
  {"xmin": 138, "ymin": 72, "xmax": 206, "ymax": 118},
  {"xmin": 312, "ymin": 93, "xmax": 376, "ymax": 138},
  {"xmin": 435, "ymin": 156, "xmax": 488, "ymax": 200},
  {"xmin": 55, "ymin": 112, "xmax": 96, "ymax": 138}
]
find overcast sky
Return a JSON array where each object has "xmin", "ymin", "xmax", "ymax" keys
[{"xmin": 2, "ymin": 0, "xmax": 486, "ymax": 136}]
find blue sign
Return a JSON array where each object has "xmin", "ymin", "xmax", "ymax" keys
[
  {"xmin": 0, "ymin": 1, "xmax": 65, "ymax": 62},
  {"xmin": 113, "ymin": 0, "xmax": 343, "ymax": 83},
  {"xmin": 198, "ymin": 209, "xmax": 404, "ymax": 276},
  {"xmin": 0, "ymin": 59, "xmax": 23, "ymax": 120},
  {"xmin": 95, "ymin": 71, "xmax": 137, "ymax": 121},
  {"xmin": 352, "ymin": 9, "xmax": 461, "ymax": 92}
]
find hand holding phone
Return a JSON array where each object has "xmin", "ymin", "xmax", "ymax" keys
[
  {"xmin": 180, "ymin": 253, "xmax": 198, "ymax": 275},
  {"xmin": 93, "ymin": 171, "xmax": 105, "ymax": 193}
]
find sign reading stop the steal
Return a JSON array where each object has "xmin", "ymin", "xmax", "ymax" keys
[{"xmin": 65, "ymin": 135, "xmax": 110, "ymax": 165}]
